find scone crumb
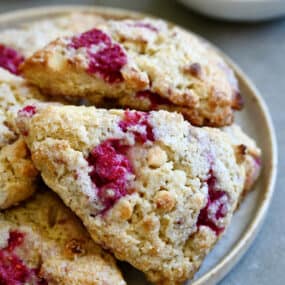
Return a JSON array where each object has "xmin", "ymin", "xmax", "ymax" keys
[
  {"xmin": 112, "ymin": 199, "xmax": 133, "ymax": 220},
  {"xmin": 147, "ymin": 146, "xmax": 167, "ymax": 168},
  {"xmin": 154, "ymin": 190, "xmax": 176, "ymax": 212},
  {"xmin": 65, "ymin": 239, "xmax": 86, "ymax": 257},
  {"xmin": 183, "ymin": 62, "xmax": 203, "ymax": 78},
  {"xmin": 141, "ymin": 216, "xmax": 157, "ymax": 232}
]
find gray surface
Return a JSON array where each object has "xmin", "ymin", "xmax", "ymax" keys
[{"xmin": 0, "ymin": 1, "xmax": 284, "ymax": 284}]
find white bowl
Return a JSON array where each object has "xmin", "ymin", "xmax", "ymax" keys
[{"xmin": 178, "ymin": 0, "xmax": 285, "ymax": 21}]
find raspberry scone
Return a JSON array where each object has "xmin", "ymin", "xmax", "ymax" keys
[
  {"xmin": 0, "ymin": 66, "xmax": 67, "ymax": 209},
  {"xmin": 0, "ymin": 189, "xmax": 126, "ymax": 284},
  {"xmin": 21, "ymin": 17, "xmax": 243, "ymax": 126},
  {"xmin": 0, "ymin": 68, "xmax": 46, "ymax": 209},
  {"xmin": 17, "ymin": 105, "xmax": 261, "ymax": 284}
]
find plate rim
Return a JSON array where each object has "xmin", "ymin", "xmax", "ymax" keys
[{"xmin": 0, "ymin": 5, "xmax": 278, "ymax": 285}]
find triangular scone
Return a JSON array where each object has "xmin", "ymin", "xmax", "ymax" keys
[
  {"xmin": 17, "ymin": 105, "xmax": 260, "ymax": 284},
  {"xmin": 0, "ymin": 67, "xmax": 66, "ymax": 209},
  {"xmin": 0, "ymin": 189, "xmax": 126, "ymax": 285},
  {"xmin": 0, "ymin": 68, "xmax": 45, "ymax": 209},
  {"xmin": 21, "ymin": 17, "xmax": 243, "ymax": 126}
]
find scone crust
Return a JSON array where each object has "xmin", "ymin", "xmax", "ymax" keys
[
  {"xmin": 0, "ymin": 138, "xmax": 38, "ymax": 209},
  {"xmin": 16, "ymin": 105, "xmax": 259, "ymax": 284},
  {"xmin": 21, "ymin": 15, "xmax": 242, "ymax": 126},
  {"xmin": 0, "ymin": 13, "xmax": 107, "ymax": 57},
  {"xmin": 0, "ymin": 68, "xmax": 46, "ymax": 209},
  {"xmin": 222, "ymin": 125, "xmax": 261, "ymax": 198},
  {"xmin": 0, "ymin": 189, "xmax": 126, "ymax": 285}
]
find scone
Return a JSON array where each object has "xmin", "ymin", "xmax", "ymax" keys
[
  {"xmin": 0, "ymin": 67, "xmax": 68, "ymax": 209},
  {"xmin": 0, "ymin": 13, "xmax": 107, "ymax": 58},
  {"xmin": 0, "ymin": 189, "xmax": 126, "ymax": 285},
  {"xmin": 17, "ymin": 105, "xmax": 261, "ymax": 284},
  {"xmin": 21, "ymin": 17, "xmax": 243, "ymax": 126},
  {"xmin": 0, "ymin": 67, "xmax": 46, "ymax": 209}
]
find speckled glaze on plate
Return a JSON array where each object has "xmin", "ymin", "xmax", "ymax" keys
[{"xmin": 0, "ymin": 5, "xmax": 277, "ymax": 285}]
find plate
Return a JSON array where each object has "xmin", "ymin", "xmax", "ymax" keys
[{"xmin": 0, "ymin": 5, "xmax": 278, "ymax": 285}]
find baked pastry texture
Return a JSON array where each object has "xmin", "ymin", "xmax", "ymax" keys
[
  {"xmin": 0, "ymin": 13, "xmax": 106, "ymax": 76},
  {"xmin": 222, "ymin": 125, "xmax": 261, "ymax": 197},
  {"xmin": 0, "ymin": 138, "xmax": 38, "ymax": 210},
  {"xmin": 21, "ymin": 17, "xmax": 243, "ymax": 126},
  {"xmin": 0, "ymin": 68, "xmax": 45, "ymax": 146},
  {"xmin": 0, "ymin": 68, "xmax": 46, "ymax": 209},
  {"xmin": 0, "ymin": 189, "xmax": 126, "ymax": 285},
  {"xmin": 17, "ymin": 104, "xmax": 260, "ymax": 284},
  {"xmin": 0, "ymin": 13, "xmax": 106, "ymax": 58}
]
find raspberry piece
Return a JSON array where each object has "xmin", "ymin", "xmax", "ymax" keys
[
  {"xmin": 18, "ymin": 105, "xmax": 37, "ymax": 136},
  {"xmin": 87, "ymin": 111, "xmax": 155, "ymax": 213},
  {"xmin": 197, "ymin": 170, "xmax": 229, "ymax": 235},
  {"xmin": 87, "ymin": 139, "xmax": 133, "ymax": 213},
  {"xmin": 87, "ymin": 44, "xmax": 127, "ymax": 83},
  {"xmin": 0, "ymin": 44, "xmax": 24, "ymax": 75},
  {"xmin": 0, "ymin": 231, "xmax": 47, "ymax": 285},
  {"xmin": 70, "ymin": 28, "xmax": 111, "ymax": 49},
  {"xmin": 119, "ymin": 110, "xmax": 155, "ymax": 143},
  {"xmin": 18, "ymin": 105, "xmax": 37, "ymax": 118},
  {"xmin": 6, "ymin": 231, "xmax": 25, "ymax": 251},
  {"xmin": 0, "ymin": 251, "xmax": 31, "ymax": 284},
  {"xmin": 70, "ymin": 29, "xmax": 127, "ymax": 83}
]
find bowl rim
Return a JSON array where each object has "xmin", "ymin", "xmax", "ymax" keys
[
  {"xmin": 177, "ymin": 0, "xmax": 285, "ymax": 22},
  {"xmin": 0, "ymin": 5, "xmax": 278, "ymax": 285}
]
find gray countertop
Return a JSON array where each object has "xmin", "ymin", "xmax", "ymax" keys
[{"xmin": 1, "ymin": 1, "xmax": 284, "ymax": 284}]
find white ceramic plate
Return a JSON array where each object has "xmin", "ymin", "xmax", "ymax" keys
[{"xmin": 0, "ymin": 5, "xmax": 277, "ymax": 285}]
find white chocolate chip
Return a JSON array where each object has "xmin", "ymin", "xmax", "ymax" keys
[{"xmin": 147, "ymin": 146, "xmax": 167, "ymax": 168}]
